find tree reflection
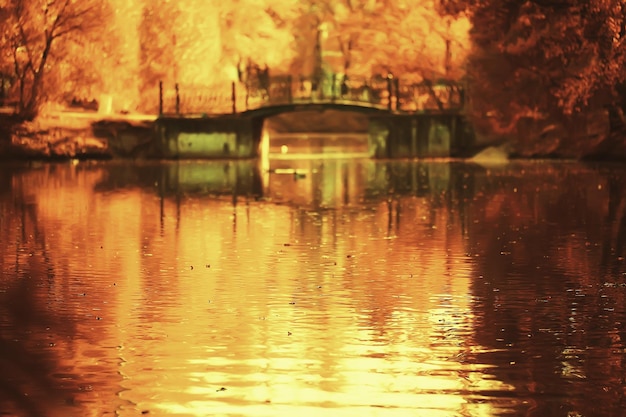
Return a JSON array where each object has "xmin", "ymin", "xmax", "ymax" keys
[
  {"xmin": 0, "ymin": 172, "xmax": 76, "ymax": 416},
  {"xmin": 602, "ymin": 172, "xmax": 626, "ymax": 278},
  {"xmin": 1, "ymin": 160, "xmax": 625, "ymax": 416},
  {"xmin": 0, "ymin": 165, "xmax": 128, "ymax": 416},
  {"xmin": 465, "ymin": 164, "xmax": 626, "ymax": 416}
]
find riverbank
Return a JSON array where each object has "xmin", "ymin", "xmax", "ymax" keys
[
  {"xmin": 1, "ymin": 110, "xmax": 624, "ymax": 162},
  {"xmin": 0, "ymin": 110, "xmax": 155, "ymax": 160}
]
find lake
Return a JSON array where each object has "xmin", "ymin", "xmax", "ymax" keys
[{"xmin": 1, "ymin": 157, "xmax": 625, "ymax": 417}]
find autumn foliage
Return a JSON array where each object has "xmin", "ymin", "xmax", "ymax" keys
[
  {"xmin": 4, "ymin": 0, "xmax": 624, "ymax": 144},
  {"xmin": 0, "ymin": 0, "xmax": 109, "ymax": 119},
  {"xmin": 0, "ymin": 0, "xmax": 470, "ymax": 119},
  {"xmin": 446, "ymin": 0, "xmax": 626, "ymax": 135}
]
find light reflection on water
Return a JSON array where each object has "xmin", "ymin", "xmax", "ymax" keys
[{"xmin": 0, "ymin": 159, "xmax": 625, "ymax": 417}]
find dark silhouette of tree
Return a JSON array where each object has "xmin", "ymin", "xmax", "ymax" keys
[{"xmin": 441, "ymin": 0, "xmax": 626, "ymax": 133}]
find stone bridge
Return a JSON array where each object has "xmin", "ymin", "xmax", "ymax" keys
[
  {"xmin": 157, "ymin": 73, "xmax": 465, "ymax": 116},
  {"xmin": 152, "ymin": 73, "xmax": 473, "ymax": 159}
]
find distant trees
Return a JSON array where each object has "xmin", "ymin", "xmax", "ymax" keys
[
  {"xmin": 289, "ymin": 0, "xmax": 470, "ymax": 83},
  {"xmin": 136, "ymin": 1, "xmax": 297, "ymax": 85},
  {"xmin": 137, "ymin": 1, "xmax": 181, "ymax": 96},
  {"xmin": 219, "ymin": 0, "xmax": 298, "ymax": 76},
  {"xmin": 0, "ymin": 0, "xmax": 473, "ymax": 120},
  {"xmin": 0, "ymin": 0, "xmax": 107, "ymax": 120},
  {"xmin": 366, "ymin": 0, "xmax": 470, "ymax": 80},
  {"xmin": 135, "ymin": 0, "xmax": 296, "ymax": 112}
]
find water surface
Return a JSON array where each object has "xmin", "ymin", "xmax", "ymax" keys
[{"xmin": 1, "ymin": 158, "xmax": 625, "ymax": 417}]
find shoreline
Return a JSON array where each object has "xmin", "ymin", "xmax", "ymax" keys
[{"xmin": 1, "ymin": 110, "xmax": 625, "ymax": 163}]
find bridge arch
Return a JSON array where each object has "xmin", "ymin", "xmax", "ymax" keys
[{"xmin": 243, "ymin": 103, "xmax": 392, "ymax": 156}]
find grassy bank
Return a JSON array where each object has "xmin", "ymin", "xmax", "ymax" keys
[{"xmin": 0, "ymin": 110, "xmax": 156, "ymax": 161}]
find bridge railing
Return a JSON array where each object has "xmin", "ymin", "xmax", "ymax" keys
[
  {"xmin": 396, "ymin": 81, "xmax": 465, "ymax": 112},
  {"xmin": 157, "ymin": 75, "xmax": 466, "ymax": 116},
  {"xmin": 248, "ymin": 74, "xmax": 392, "ymax": 109},
  {"xmin": 159, "ymin": 82, "xmax": 248, "ymax": 115}
]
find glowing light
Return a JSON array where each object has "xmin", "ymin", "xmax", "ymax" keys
[
  {"xmin": 281, "ymin": 145, "xmax": 289, "ymax": 154},
  {"xmin": 260, "ymin": 128, "xmax": 271, "ymax": 192}
]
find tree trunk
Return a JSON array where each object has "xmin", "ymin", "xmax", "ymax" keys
[
  {"xmin": 607, "ymin": 105, "xmax": 626, "ymax": 133},
  {"xmin": 18, "ymin": 77, "xmax": 26, "ymax": 116},
  {"xmin": 23, "ymin": 71, "xmax": 44, "ymax": 120},
  {"xmin": 18, "ymin": 37, "xmax": 52, "ymax": 121},
  {"xmin": 610, "ymin": 81, "xmax": 626, "ymax": 133}
]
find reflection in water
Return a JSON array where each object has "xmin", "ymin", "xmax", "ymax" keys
[
  {"xmin": 465, "ymin": 163, "xmax": 626, "ymax": 417},
  {"xmin": 0, "ymin": 160, "xmax": 625, "ymax": 417}
]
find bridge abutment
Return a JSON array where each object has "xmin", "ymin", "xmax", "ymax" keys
[
  {"xmin": 154, "ymin": 115, "xmax": 263, "ymax": 159},
  {"xmin": 368, "ymin": 113, "xmax": 473, "ymax": 158}
]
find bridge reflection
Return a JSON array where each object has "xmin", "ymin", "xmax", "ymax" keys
[
  {"xmin": 93, "ymin": 159, "xmax": 468, "ymax": 212},
  {"xmin": 89, "ymin": 158, "xmax": 463, "ymax": 209}
]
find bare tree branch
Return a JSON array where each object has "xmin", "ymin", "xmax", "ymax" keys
[{"xmin": 1, "ymin": 0, "xmax": 105, "ymax": 119}]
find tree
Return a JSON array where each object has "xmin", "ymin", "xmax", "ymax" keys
[
  {"xmin": 219, "ymin": 0, "xmax": 298, "ymax": 76},
  {"xmin": 0, "ymin": 0, "xmax": 106, "ymax": 120},
  {"xmin": 134, "ymin": 0, "xmax": 297, "ymax": 97},
  {"xmin": 365, "ymin": 0, "xmax": 470, "ymax": 80},
  {"xmin": 442, "ymin": 0, "xmax": 626, "ymax": 133},
  {"xmin": 290, "ymin": 0, "xmax": 470, "ymax": 82},
  {"xmin": 138, "ymin": 1, "xmax": 181, "ymax": 97}
]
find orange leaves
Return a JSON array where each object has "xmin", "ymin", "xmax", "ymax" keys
[
  {"xmin": 300, "ymin": 0, "xmax": 471, "ymax": 80},
  {"xmin": 3, "ymin": 0, "xmax": 473, "ymax": 117},
  {"xmin": 461, "ymin": 0, "xmax": 626, "ymax": 127}
]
